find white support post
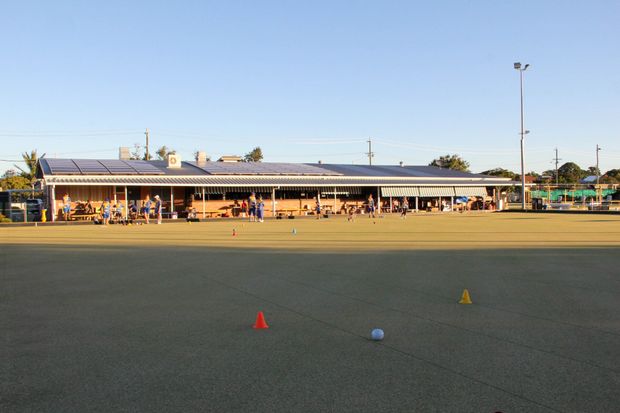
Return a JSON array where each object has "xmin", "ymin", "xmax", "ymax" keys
[
  {"xmin": 415, "ymin": 196, "xmax": 418, "ymax": 212},
  {"xmin": 124, "ymin": 186, "xmax": 129, "ymax": 218},
  {"xmin": 170, "ymin": 186, "xmax": 174, "ymax": 218},
  {"xmin": 450, "ymin": 196, "xmax": 454, "ymax": 212},
  {"xmin": 202, "ymin": 187, "xmax": 206, "ymax": 219},
  {"xmin": 51, "ymin": 185, "xmax": 56, "ymax": 222},
  {"xmin": 377, "ymin": 186, "xmax": 380, "ymax": 214},
  {"xmin": 389, "ymin": 196, "xmax": 393, "ymax": 213},
  {"xmin": 272, "ymin": 187, "xmax": 276, "ymax": 217},
  {"xmin": 333, "ymin": 187, "xmax": 337, "ymax": 213}
]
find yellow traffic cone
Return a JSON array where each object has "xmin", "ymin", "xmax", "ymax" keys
[{"xmin": 459, "ymin": 289, "xmax": 473, "ymax": 304}]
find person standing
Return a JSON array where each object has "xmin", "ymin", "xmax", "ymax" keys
[
  {"xmin": 143, "ymin": 195, "xmax": 152, "ymax": 224},
  {"xmin": 257, "ymin": 196, "xmax": 265, "ymax": 223},
  {"xmin": 62, "ymin": 193, "xmax": 72, "ymax": 221},
  {"xmin": 248, "ymin": 192, "xmax": 257, "ymax": 222},
  {"xmin": 241, "ymin": 199, "xmax": 247, "ymax": 218},
  {"xmin": 401, "ymin": 197, "xmax": 409, "ymax": 218},
  {"xmin": 154, "ymin": 195, "xmax": 162, "ymax": 224},
  {"xmin": 315, "ymin": 196, "xmax": 322, "ymax": 219},
  {"xmin": 367, "ymin": 194, "xmax": 376, "ymax": 219},
  {"xmin": 102, "ymin": 198, "xmax": 111, "ymax": 225}
]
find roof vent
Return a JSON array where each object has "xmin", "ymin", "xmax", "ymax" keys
[
  {"xmin": 399, "ymin": 161, "xmax": 404, "ymax": 167},
  {"xmin": 167, "ymin": 153, "xmax": 181, "ymax": 169},
  {"xmin": 318, "ymin": 160, "xmax": 322, "ymax": 164},
  {"xmin": 218, "ymin": 155, "xmax": 243, "ymax": 163},
  {"xmin": 196, "ymin": 151, "xmax": 208, "ymax": 165},
  {"xmin": 119, "ymin": 147, "xmax": 131, "ymax": 160}
]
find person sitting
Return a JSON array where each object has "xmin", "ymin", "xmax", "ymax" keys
[
  {"xmin": 84, "ymin": 199, "xmax": 94, "ymax": 214},
  {"xmin": 129, "ymin": 202, "xmax": 138, "ymax": 221}
]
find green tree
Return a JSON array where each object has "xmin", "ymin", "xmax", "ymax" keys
[
  {"xmin": 244, "ymin": 147, "xmax": 263, "ymax": 162},
  {"xmin": 14, "ymin": 149, "xmax": 44, "ymax": 184},
  {"xmin": 156, "ymin": 146, "xmax": 176, "ymax": 160},
  {"xmin": 429, "ymin": 154, "xmax": 470, "ymax": 172},
  {"xmin": 557, "ymin": 162, "xmax": 586, "ymax": 184},
  {"xmin": 480, "ymin": 168, "xmax": 518, "ymax": 180},
  {"xmin": 586, "ymin": 166, "xmax": 600, "ymax": 176},
  {"xmin": 0, "ymin": 169, "xmax": 31, "ymax": 190},
  {"xmin": 601, "ymin": 169, "xmax": 620, "ymax": 184}
]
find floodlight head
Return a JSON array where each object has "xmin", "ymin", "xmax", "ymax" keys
[
  {"xmin": 525, "ymin": 130, "xmax": 530, "ymax": 134},
  {"xmin": 514, "ymin": 62, "xmax": 522, "ymax": 69},
  {"xmin": 524, "ymin": 64, "xmax": 530, "ymax": 70}
]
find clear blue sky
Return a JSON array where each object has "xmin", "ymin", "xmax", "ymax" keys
[{"xmin": 1, "ymin": 1, "xmax": 619, "ymax": 174}]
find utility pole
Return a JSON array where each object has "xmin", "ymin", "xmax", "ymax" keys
[
  {"xmin": 552, "ymin": 148, "xmax": 561, "ymax": 187},
  {"xmin": 596, "ymin": 144, "xmax": 601, "ymax": 202},
  {"xmin": 366, "ymin": 138, "xmax": 374, "ymax": 166},
  {"xmin": 145, "ymin": 128, "xmax": 150, "ymax": 160}
]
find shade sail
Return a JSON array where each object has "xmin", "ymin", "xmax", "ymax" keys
[
  {"xmin": 381, "ymin": 187, "xmax": 420, "ymax": 197},
  {"xmin": 454, "ymin": 187, "xmax": 487, "ymax": 197},
  {"xmin": 418, "ymin": 187, "xmax": 456, "ymax": 197}
]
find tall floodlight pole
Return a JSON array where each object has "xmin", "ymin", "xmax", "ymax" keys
[{"xmin": 514, "ymin": 62, "xmax": 530, "ymax": 210}]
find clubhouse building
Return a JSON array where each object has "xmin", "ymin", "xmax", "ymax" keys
[{"xmin": 36, "ymin": 154, "xmax": 514, "ymax": 221}]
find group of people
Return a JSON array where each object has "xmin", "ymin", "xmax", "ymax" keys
[
  {"xmin": 246, "ymin": 192, "xmax": 266, "ymax": 222},
  {"xmin": 61, "ymin": 191, "xmax": 415, "ymax": 224},
  {"xmin": 141, "ymin": 195, "xmax": 163, "ymax": 224},
  {"xmin": 61, "ymin": 193, "xmax": 164, "ymax": 225}
]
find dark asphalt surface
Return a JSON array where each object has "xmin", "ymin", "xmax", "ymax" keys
[{"xmin": 2, "ymin": 245, "xmax": 620, "ymax": 412}]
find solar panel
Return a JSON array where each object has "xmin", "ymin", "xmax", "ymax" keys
[
  {"xmin": 73, "ymin": 159, "xmax": 110, "ymax": 174},
  {"xmin": 46, "ymin": 159, "xmax": 81, "ymax": 175},
  {"xmin": 99, "ymin": 160, "xmax": 139, "ymax": 175},
  {"xmin": 191, "ymin": 161, "xmax": 340, "ymax": 176},
  {"xmin": 127, "ymin": 160, "xmax": 165, "ymax": 175}
]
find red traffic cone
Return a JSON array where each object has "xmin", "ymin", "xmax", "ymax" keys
[
  {"xmin": 253, "ymin": 311, "xmax": 269, "ymax": 329},
  {"xmin": 232, "ymin": 229, "xmax": 237, "ymax": 237}
]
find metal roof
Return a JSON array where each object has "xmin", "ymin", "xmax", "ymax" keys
[
  {"xmin": 42, "ymin": 175, "xmax": 510, "ymax": 187},
  {"xmin": 37, "ymin": 158, "xmax": 513, "ymax": 187},
  {"xmin": 188, "ymin": 161, "xmax": 340, "ymax": 176},
  {"xmin": 314, "ymin": 164, "xmax": 491, "ymax": 178}
]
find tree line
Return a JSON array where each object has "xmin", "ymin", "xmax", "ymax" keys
[{"xmin": 428, "ymin": 154, "xmax": 619, "ymax": 184}]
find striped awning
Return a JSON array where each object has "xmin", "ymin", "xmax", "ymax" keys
[
  {"xmin": 454, "ymin": 187, "xmax": 487, "ymax": 197},
  {"xmin": 418, "ymin": 187, "xmax": 456, "ymax": 197},
  {"xmin": 381, "ymin": 187, "xmax": 420, "ymax": 197}
]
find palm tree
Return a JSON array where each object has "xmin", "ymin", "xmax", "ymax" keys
[{"xmin": 15, "ymin": 149, "xmax": 45, "ymax": 184}]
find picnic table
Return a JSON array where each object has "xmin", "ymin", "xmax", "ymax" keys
[
  {"xmin": 70, "ymin": 212, "xmax": 98, "ymax": 221},
  {"xmin": 276, "ymin": 208, "xmax": 305, "ymax": 216}
]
